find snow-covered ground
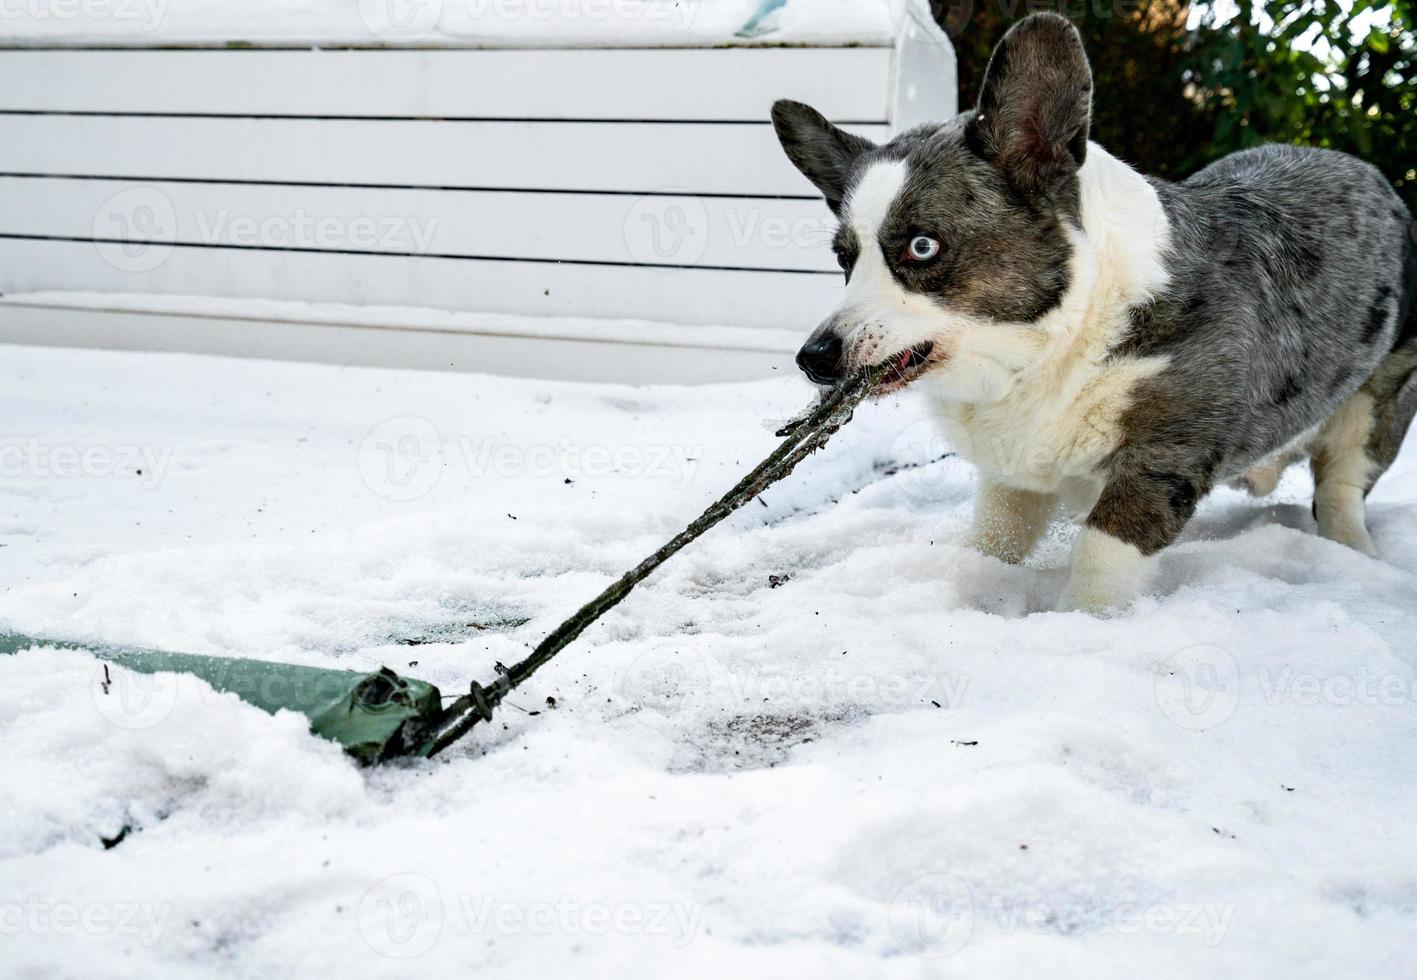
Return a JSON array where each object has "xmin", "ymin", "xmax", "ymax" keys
[{"xmin": 3, "ymin": 342, "xmax": 1417, "ymax": 978}]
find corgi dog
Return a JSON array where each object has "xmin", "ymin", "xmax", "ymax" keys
[{"xmin": 771, "ymin": 12, "xmax": 1417, "ymax": 613}]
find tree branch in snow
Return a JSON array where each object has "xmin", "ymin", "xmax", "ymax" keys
[{"xmin": 418, "ymin": 363, "xmax": 890, "ymax": 758}]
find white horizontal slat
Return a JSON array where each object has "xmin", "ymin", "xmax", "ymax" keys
[
  {"xmin": 0, "ymin": 177, "xmax": 839, "ymax": 272},
  {"xmin": 0, "ymin": 1, "xmax": 901, "ymax": 52},
  {"xmin": 0, "ymin": 238, "xmax": 843, "ymax": 330},
  {"xmin": 0, "ymin": 303, "xmax": 794, "ymax": 385},
  {"xmin": 0, "ymin": 115, "xmax": 883, "ymax": 196},
  {"xmin": 0, "ymin": 49, "xmax": 893, "ymax": 122}
]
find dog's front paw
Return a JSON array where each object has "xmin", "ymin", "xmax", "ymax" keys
[
  {"xmin": 966, "ymin": 527, "xmax": 1028, "ymax": 565},
  {"xmin": 1055, "ymin": 579, "xmax": 1133, "ymax": 615},
  {"xmin": 1057, "ymin": 527, "xmax": 1150, "ymax": 615},
  {"xmin": 966, "ymin": 483, "xmax": 1056, "ymax": 565}
]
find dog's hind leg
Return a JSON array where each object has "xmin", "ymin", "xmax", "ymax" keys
[
  {"xmin": 1310, "ymin": 391, "xmax": 1380, "ymax": 556},
  {"xmin": 1310, "ymin": 347, "xmax": 1417, "ymax": 556},
  {"xmin": 967, "ymin": 478, "xmax": 1057, "ymax": 564}
]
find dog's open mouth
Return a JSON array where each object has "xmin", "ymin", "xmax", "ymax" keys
[{"xmin": 879, "ymin": 341, "xmax": 935, "ymax": 390}]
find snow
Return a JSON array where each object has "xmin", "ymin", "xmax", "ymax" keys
[
  {"xmin": 3, "ymin": 342, "xmax": 1417, "ymax": 977},
  {"xmin": 0, "ymin": 0, "xmax": 908, "ymax": 48}
]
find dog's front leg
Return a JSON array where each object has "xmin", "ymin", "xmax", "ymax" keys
[
  {"xmin": 967, "ymin": 477, "xmax": 1057, "ymax": 564},
  {"xmin": 1058, "ymin": 465, "xmax": 1209, "ymax": 614}
]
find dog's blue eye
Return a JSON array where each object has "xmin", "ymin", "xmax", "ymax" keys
[{"xmin": 907, "ymin": 236, "xmax": 941, "ymax": 262}]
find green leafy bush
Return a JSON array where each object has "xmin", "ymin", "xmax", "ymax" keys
[{"xmin": 942, "ymin": 1, "xmax": 1417, "ymax": 209}]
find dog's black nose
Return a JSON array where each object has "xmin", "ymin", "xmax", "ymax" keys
[{"xmin": 796, "ymin": 335, "xmax": 844, "ymax": 385}]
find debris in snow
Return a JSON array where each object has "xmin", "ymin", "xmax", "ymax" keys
[
  {"xmin": 4, "ymin": 346, "xmax": 1417, "ymax": 975},
  {"xmin": 422, "ymin": 363, "xmax": 888, "ymax": 757},
  {"xmin": 98, "ymin": 824, "xmax": 131, "ymax": 850}
]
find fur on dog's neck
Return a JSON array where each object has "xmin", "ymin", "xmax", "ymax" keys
[
  {"xmin": 1071, "ymin": 142, "xmax": 1173, "ymax": 312},
  {"xmin": 927, "ymin": 144, "xmax": 1174, "ymax": 491},
  {"xmin": 932, "ymin": 142, "xmax": 1172, "ymax": 407}
]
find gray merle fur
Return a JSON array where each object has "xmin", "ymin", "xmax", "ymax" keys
[{"xmin": 772, "ymin": 12, "xmax": 1417, "ymax": 563}]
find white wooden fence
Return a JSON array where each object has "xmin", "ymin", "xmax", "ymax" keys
[{"xmin": 0, "ymin": 9, "xmax": 956, "ymax": 382}]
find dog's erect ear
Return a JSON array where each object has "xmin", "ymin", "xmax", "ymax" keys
[
  {"xmin": 772, "ymin": 100, "xmax": 876, "ymax": 215},
  {"xmin": 966, "ymin": 13, "xmax": 1092, "ymax": 198}
]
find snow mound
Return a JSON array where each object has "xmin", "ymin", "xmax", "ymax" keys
[{"xmin": 2, "ymin": 344, "xmax": 1416, "ymax": 977}]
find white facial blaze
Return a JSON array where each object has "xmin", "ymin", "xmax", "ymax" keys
[
  {"xmin": 835, "ymin": 160, "xmax": 954, "ymax": 368},
  {"xmin": 833, "ymin": 160, "xmax": 1038, "ymax": 399},
  {"xmin": 829, "ymin": 144, "xmax": 1173, "ymax": 415}
]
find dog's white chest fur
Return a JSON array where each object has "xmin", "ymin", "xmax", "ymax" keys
[{"xmin": 923, "ymin": 145, "xmax": 1174, "ymax": 496}]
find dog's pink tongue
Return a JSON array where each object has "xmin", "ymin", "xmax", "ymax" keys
[{"xmin": 896, "ymin": 349, "xmax": 912, "ymax": 372}]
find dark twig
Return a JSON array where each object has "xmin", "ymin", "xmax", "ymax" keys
[{"xmin": 418, "ymin": 364, "xmax": 889, "ymax": 758}]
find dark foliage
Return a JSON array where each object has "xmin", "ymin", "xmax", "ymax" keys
[{"xmin": 933, "ymin": 0, "xmax": 1417, "ymax": 209}]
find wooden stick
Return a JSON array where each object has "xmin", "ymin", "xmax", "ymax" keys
[{"xmin": 418, "ymin": 363, "xmax": 889, "ymax": 758}]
